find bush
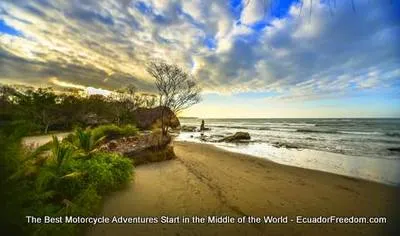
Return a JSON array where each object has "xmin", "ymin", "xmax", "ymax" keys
[
  {"xmin": 0, "ymin": 126, "xmax": 39, "ymax": 235},
  {"xmin": 78, "ymin": 152, "xmax": 133, "ymax": 193},
  {"xmin": 91, "ymin": 124, "xmax": 138, "ymax": 141},
  {"xmin": 1, "ymin": 125, "xmax": 134, "ymax": 236}
]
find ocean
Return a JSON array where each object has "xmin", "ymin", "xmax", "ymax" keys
[{"xmin": 176, "ymin": 118, "xmax": 400, "ymax": 186}]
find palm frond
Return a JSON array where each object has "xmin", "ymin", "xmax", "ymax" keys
[
  {"xmin": 26, "ymin": 141, "xmax": 52, "ymax": 161},
  {"xmin": 51, "ymin": 136, "xmax": 74, "ymax": 170},
  {"xmin": 60, "ymin": 171, "xmax": 85, "ymax": 179},
  {"xmin": 35, "ymin": 166, "xmax": 57, "ymax": 192},
  {"xmin": 92, "ymin": 135, "xmax": 106, "ymax": 148}
]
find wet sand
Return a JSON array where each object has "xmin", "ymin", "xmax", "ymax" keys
[{"xmin": 86, "ymin": 141, "xmax": 400, "ymax": 236}]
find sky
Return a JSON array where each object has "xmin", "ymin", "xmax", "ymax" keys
[{"xmin": 0, "ymin": 0, "xmax": 399, "ymax": 118}]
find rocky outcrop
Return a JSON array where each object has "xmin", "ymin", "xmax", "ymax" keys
[
  {"xmin": 219, "ymin": 132, "xmax": 251, "ymax": 142},
  {"xmin": 134, "ymin": 106, "xmax": 180, "ymax": 130},
  {"xmin": 99, "ymin": 132, "xmax": 175, "ymax": 165},
  {"xmin": 181, "ymin": 125, "xmax": 197, "ymax": 132},
  {"xmin": 181, "ymin": 125, "xmax": 211, "ymax": 132},
  {"xmin": 388, "ymin": 147, "xmax": 400, "ymax": 153}
]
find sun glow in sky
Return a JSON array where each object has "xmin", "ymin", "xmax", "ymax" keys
[{"xmin": 0, "ymin": 0, "xmax": 399, "ymax": 118}]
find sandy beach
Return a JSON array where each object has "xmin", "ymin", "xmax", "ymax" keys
[{"xmin": 86, "ymin": 141, "xmax": 400, "ymax": 236}]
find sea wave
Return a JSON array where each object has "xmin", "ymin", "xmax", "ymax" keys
[
  {"xmin": 385, "ymin": 132, "xmax": 400, "ymax": 138},
  {"xmin": 338, "ymin": 131, "xmax": 384, "ymax": 136},
  {"xmin": 257, "ymin": 127, "xmax": 271, "ymax": 130},
  {"xmin": 270, "ymin": 128, "xmax": 298, "ymax": 132},
  {"xmin": 179, "ymin": 118, "xmax": 400, "ymax": 161},
  {"xmin": 211, "ymin": 125, "xmax": 250, "ymax": 129},
  {"xmin": 296, "ymin": 129, "xmax": 389, "ymax": 136},
  {"xmin": 272, "ymin": 141, "xmax": 302, "ymax": 149},
  {"xmin": 315, "ymin": 123, "xmax": 358, "ymax": 127},
  {"xmin": 210, "ymin": 125, "xmax": 272, "ymax": 131},
  {"xmin": 296, "ymin": 129, "xmax": 337, "ymax": 134},
  {"xmin": 284, "ymin": 123, "xmax": 316, "ymax": 127}
]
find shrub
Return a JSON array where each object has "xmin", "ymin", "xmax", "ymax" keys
[
  {"xmin": 0, "ymin": 126, "xmax": 40, "ymax": 235},
  {"xmin": 1, "ymin": 125, "xmax": 134, "ymax": 236},
  {"xmin": 91, "ymin": 124, "xmax": 138, "ymax": 141},
  {"xmin": 71, "ymin": 128, "xmax": 104, "ymax": 154},
  {"xmin": 78, "ymin": 152, "xmax": 133, "ymax": 193}
]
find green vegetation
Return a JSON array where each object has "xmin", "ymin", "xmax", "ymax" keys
[
  {"xmin": 91, "ymin": 124, "xmax": 138, "ymax": 142},
  {"xmin": 0, "ymin": 61, "xmax": 200, "ymax": 235},
  {"xmin": 0, "ymin": 84, "xmax": 156, "ymax": 134},
  {"xmin": 0, "ymin": 125, "xmax": 134, "ymax": 236}
]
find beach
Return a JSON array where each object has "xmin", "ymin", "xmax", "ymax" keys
[
  {"xmin": 177, "ymin": 118, "xmax": 400, "ymax": 185},
  {"xmin": 86, "ymin": 141, "xmax": 400, "ymax": 236}
]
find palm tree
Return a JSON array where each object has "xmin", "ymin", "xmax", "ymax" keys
[
  {"xmin": 51, "ymin": 136, "xmax": 74, "ymax": 171},
  {"xmin": 72, "ymin": 128, "xmax": 105, "ymax": 155},
  {"xmin": 35, "ymin": 136, "xmax": 79, "ymax": 194}
]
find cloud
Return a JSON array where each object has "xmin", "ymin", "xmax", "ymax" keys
[
  {"xmin": 50, "ymin": 77, "xmax": 112, "ymax": 96},
  {"xmin": 50, "ymin": 77, "xmax": 86, "ymax": 90},
  {"xmin": 0, "ymin": 0, "xmax": 398, "ymax": 102},
  {"xmin": 240, "ymin": 0, "xmax": 265, "ymax": 25}
]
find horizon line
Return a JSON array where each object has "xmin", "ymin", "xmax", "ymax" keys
[{"xmin": 178, "ymin": 117, "xmax": 400, "ymax": 119}]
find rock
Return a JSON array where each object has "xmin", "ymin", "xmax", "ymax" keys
[
  {"xmin": 134, "ymin": 106, "xmax": 180, "ymax": 130},
  {"xmin": 200, "ymin": 120, "xmax": 205, "ymax": 131},
  {"xmin": 181, "ymin": 125, "xmax": 197, "ymax": 132},
  {"xmin": 122, "ymin": 133, "xmax": 175, "ymax": 165},
  {"xmin": 120, "ymin": 133, "xmax": 171, "ymax": 155},
  {"xmin": 100, "ymin": 132, "xmax": 175, "ymax": 165},
  {"xmin": 219, "ymin": 132, "xmax": 251, "ymax": 142},
  {"xmin": 272, "ymin": 142, "xmax": 300, "ymax": 149},
  {"xmin": 388, "ymin": 147, "xmax": 400, "ymax": 153},
  {"xmin": 82, "ymin": 112, "xmax": 110, "ymax": 126},
  {"xmin": 108, "ymin": 140, "xmax": 118, "ymax": 150},
  {"xmin": 131, "ymin": 144, "xmax": 175, "ymax": 166},
  {"xmin": 190, "ymin": 134, "xmax": 224, "ymax": 143},
  {"xmin": 199, "ymin": 120, "xmax": 211, "ymax": 131}
]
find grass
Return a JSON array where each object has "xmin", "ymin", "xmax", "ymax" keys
[
  {"xmin": 0, "ymin": 124, "xmax": 135, "ymax": 236},
  {"xmin": 91, "ymin": 124, "xmax": 138, "ymax": 141}
]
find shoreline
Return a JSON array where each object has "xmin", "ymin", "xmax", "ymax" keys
[
  {"xmin": 176, "ymin": 141, "xmax": 399, "ymax": 187},
  {"xmin": 87, "ymin": 141, "xmax": 400, "ymax": 236},
  {"xmin": 175, "ymin": 134, "xmax": 400, "ymax": 186},
  {"xmin": 180, "ymin": 140, "xmax": 400, "ymax": 187}
]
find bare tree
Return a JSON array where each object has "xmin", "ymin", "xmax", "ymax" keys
[
  {"xmin": 139, "ymin": 93, "xmax": 158, "ymax": 108},
  {"xmin": 147, "ymin": 61, "xmax": 201, "ymax": 135}
]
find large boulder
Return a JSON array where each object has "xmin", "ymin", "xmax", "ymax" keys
[
  {"xmin": 134, "ymin": 106, "xmax": 180, "ymax": 130},
  {"xmin": 82, "ymin": 112, "xmax": 110, "ymax": 126},
  {"xmin": 219, "ymin": 132, "xmax": 251, "ymax": 142},
  {"xmin": 99, "ymin": 132, "xmax": 175, "ymax": 165}
]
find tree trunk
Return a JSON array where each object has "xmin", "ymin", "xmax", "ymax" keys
[
  {"xmin": 161, "ymin": 106, "xmax": 166, "ymax": 136},
  {"xmin": 44, "ymin": 123, "xmax": 49, "ymax": 134}
]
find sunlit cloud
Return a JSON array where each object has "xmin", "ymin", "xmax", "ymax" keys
[
  {"xmin": 50, "ymin": 77, "xmax": 86, "ymax": 90},
  {"xmin": 50, "ymin": 77, "xmax": 112, "ymax": 96},
  {"xmin": 0, "ymin": 0, "xmax": 399, "ymax": 117},
  {"xmin": 86, "ymin": 87, "xmax": 112, "ymax": 96}
]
